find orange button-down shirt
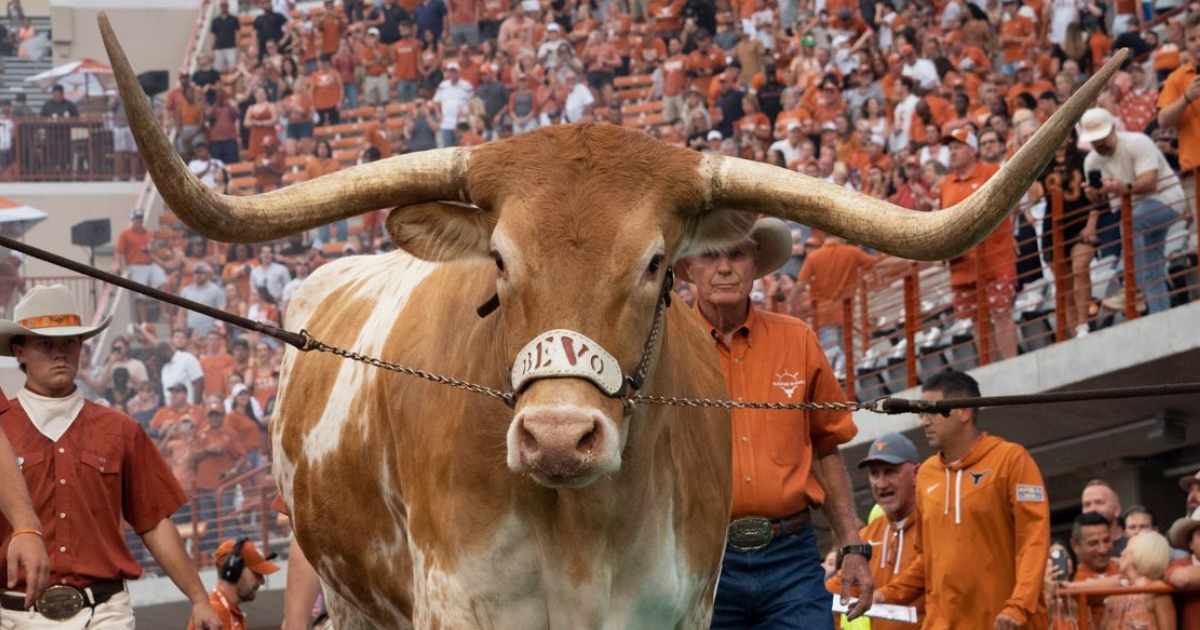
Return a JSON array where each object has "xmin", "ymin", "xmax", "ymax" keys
[
  {"xmin": 696, "ymin": 305, "xmax": 858, "ymax": 520},
  {"xmin": 941, "ymin": 161, "xmax": 1015, "ymax": 286},
  {"xmin": 0, "ymin": 400, "xmax": 187, "ymax": 590}
]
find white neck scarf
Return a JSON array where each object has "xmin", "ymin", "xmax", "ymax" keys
[{"xmin": 19, "ymin": 388, "xmax": 85, "ymax": 443}]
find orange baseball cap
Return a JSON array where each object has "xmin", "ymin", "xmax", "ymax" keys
[
  {"xmin": 941, "ymin": 128, "xmax": 977, "ymax": 150},
  {"xmin": 214, "ymin": 539, "xmax": 280, "ymax": 576}
]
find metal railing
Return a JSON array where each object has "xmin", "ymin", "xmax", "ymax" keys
[
  {"xmin": 8, "ymin": 116, "xmax": 149, "ymax": 182},
  {"xmin": 123, "ymin": 464, "xmax": 291, "ymax": 573},
  {"xmin": 1052, "ymin": 581, "xmax": 1177, "ymax": 630},
  {"xmin": 786, "ymin": 169, "xmax": 1199, "ymax": 400}
]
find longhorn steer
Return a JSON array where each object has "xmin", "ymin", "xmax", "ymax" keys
[{"xmin": 100, "ymin": 14, "xmax": 1124, "ymax": 628}]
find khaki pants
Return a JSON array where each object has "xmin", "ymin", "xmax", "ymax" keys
[
  {"xmin": 662, "ymin": 94, "xmax": 684, "ymax": 123},
  {"xmin": 213, "ymin": 48, "xmax": 238, "ymax": 73},
  {"xmin": 363, "ymin": 75, "xmax": 389, "ymax": 106},
  {"xmin": 0, "ymin": 591, "xmax": 134, "ymax": 630}
]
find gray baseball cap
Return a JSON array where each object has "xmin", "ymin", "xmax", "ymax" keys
[{"xmin": 858, "ymin": 432, "xmax": 920, "ymax": 468}]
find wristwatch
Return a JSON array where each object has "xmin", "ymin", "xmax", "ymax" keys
[{"xmin": 837, "ymin": 544, "xmax": 873, "ymax": 569}]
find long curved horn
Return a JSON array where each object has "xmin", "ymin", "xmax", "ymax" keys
[
  {"xmin": 705, "ymin": 49, "xmax": 1128, "ymax": 261},
  {"xmin": 99, "ymin": 12, "xmax": 469, "ymax": 243}
]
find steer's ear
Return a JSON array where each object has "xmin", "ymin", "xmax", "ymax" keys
[{"xmin": 385, "ymin": 201, "xmax": 495, "ymax": 261}]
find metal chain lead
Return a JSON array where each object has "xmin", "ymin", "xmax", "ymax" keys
[
  {"xmin": 300, "ymin": 330, "xmax": 516, "ymax": 406},
  {"xmin": 299, "ymin": 330, "xmax": 865, "ymax": 412}
]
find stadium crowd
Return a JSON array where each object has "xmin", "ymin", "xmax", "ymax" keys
[{"xmin": 11, "ymin": 0, "xmax": 1199, "ymax": 625}]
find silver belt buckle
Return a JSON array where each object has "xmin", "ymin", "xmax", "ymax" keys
[
  {"xmin": 727, "ymin": 516, "xmax": 774, "ymax": 551},
  {"xmin": 36, "ymin": 585, "xmax": 85, "ymax": 621}
]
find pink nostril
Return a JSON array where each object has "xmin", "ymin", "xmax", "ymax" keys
[
  {"xmin": 575, "ymin": 424, "xmax": 599, "ymax": 454},
  {"xmin": 519, "ymin": 419, "xmax": 539, "ymax": 454}
]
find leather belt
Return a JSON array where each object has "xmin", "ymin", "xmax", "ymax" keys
[
  {"xmin": 727, "ymin": 508, "xmax": 812, "ymax": 551},
  {"xmin": 1, "ymin": 580, "xmax": 124, "ymax": 621}
]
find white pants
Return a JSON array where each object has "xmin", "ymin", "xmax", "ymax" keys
[{"xmin": 0, "ymin": 591, "xmax": 134, "ymax": 630}]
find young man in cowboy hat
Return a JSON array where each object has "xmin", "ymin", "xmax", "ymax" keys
[
  {"xmin": 679, "ymin": 218, "xmax": 872, "ymax": 628},
  {"xmin": 0, "ymin": 285, "xmax": 221, "ymax": 629},
  {"xmin": 189, "ymin": 538, "xmax": 279, "ymax": 630},
  {"xmin": 1166, "ymin": 506, "xmax": 1200, "ymax": 627}
]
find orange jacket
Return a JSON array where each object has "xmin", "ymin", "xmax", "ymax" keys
[
  {"xmin": 879, "ymin": 434, "xmax": 1050, "ymax": 630},
  {"xmin": 826, "ymin": 514, "xmax": 925, "ymax": 630}
]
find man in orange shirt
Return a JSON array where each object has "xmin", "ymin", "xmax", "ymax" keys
[
  {"xmin": 318, "ymin": 0, "xmax": 346, "ymax": 58},
  {"xmin": 680, "ymin": 218, "xmax": 873, "ymax": 628},
  {"xmin": 358, "ymin": 27, "xmax": 390, "ymax": 106},
  {"xmin": 312, "ymin": 55, "xmax": 343, "ymax": 126},
  {"xmin": 826, "ymin": 433, "xmax": 925, "ymax": 630},
  {"xmin": 792, "ymin": 234, "xmax": 877, "ymax": 372},
  {"xmin": 940, "ymin": 128, "xmax": 1019, "ymax": 360},
  {"xmin": 151, "ymin": 382, "xmax": 204, "ymax": 436},
  {"xmin": 660, "ymin": 38, "xmax": 688, "ymax": 123},
  {"xmin": 1158, "ymin": 13, "xmax": 1200, "ymax": 175},
  {"xmin": 875, "ymin": 370, "xmax": 1050, "ymax": 630},
  {"xmin": 189, "ymin": 538, "xmax": 280, "ymax": 630},
  {"xmin": 998, "ymin": 0, "xmax": 1034, "ymax": 72},
  {"xmin": 1006, "ymin": 61, "xmax": 1054, "ymax": 112},
  {"xmin": 389, "ymin": 20, "xmax": 421, "ymax": 103},
  {"xmin": 192, "ymin": 402, "xmax": 246, "ymax": 549},
  {"xmin": 1065, "ymin": 511, "xmax": 1121, "ymax": 628},
  {"xmin": 114, "ymin": 209, "xmax": 166, "ymax": 324}
]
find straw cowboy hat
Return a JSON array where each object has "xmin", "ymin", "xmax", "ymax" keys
[
  {"xmin": 1168, "ymin": 506, "xmax": 1200, "ymax": 549},
  {"xmin": 676, "ymin": 217, "xmax": 793, "ymax": 284},
  {"xmin": 0, "ymin": 285, "xmax": 111, "ymax": 357}
]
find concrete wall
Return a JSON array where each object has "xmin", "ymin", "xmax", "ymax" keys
[
  {"xmin": 0, "ymin": 181, "xmax": 145, "ymax": 396},
  {"xmin": 49, "ymin": 0, "xmax": 202, "ymax": 73}
]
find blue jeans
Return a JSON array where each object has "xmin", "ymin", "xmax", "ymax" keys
[
  {"xmin": 712, "ymin": 523, "xmax": 833, "ymax": 630},
  {"xmin": 196, "ymin": 488, "xmax": 240, "ymax": 552},
  {"xmin": 1132, "ymin": 198, "xmax": 1181, "ymax": 315},
  {"xmin": 319, "ymin": 220, "xmax": 349, "ymax": 243},
  {"xmin": 343, "ymin": 82, "xmax": 359, "ymax": 110},
  {"xmin": 397, "ymin": 79, "xmax": 418, "ymax": 103}
]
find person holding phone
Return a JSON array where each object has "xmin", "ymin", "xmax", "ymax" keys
[{"xmin": 1080, "ymin": 107, "xmax": 1185, "ymax": 316}]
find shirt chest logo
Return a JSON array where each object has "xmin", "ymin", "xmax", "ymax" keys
[
  {"xmin": 966, "ymin": 469, "xmax": 992, "ymax": 485},
  {"xmin": 772, "ymin": 371, "xmax": 804, "ymax": 399}
]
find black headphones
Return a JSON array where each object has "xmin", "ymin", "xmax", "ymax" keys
[{"xmin": 220, "ymin": 537, "xmax": 250, "ymax": 583}]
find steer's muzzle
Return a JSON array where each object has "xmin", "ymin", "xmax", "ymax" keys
[{"xmin": 507, "ymin": 382, "xmax": 623, "ymax": 488}]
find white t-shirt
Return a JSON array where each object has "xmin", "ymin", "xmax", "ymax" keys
[
  {"xmin": 433, "ymin": 79, "xmax": 475, "ymax": 131},
  {"xmin": 564, "ymin": 84, "xmax": 596, "ymax": 123},
  {"xmin": 161, "ymin": 350, "xmax": 204, "ymax": 401},
  {"xmin": 1046, "ymin": 0, "xmax": 1080, "ymax": 45},
  {"xmin": 188, "ymin": 158, "xmax": 226, "ymax": 190},
  {"xmin": 768, "ymin": 138, "xmax": 804, "ymax": 166},
  {"xmin": 901, "ymin": 59, "xmax": 940, "ymax": 91},
  {"xmin": 1083, "ymin": 132, "xmax": 1186, "ymax": 210}
]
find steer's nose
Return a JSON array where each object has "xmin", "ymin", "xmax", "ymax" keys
[{"xmin": 513, "ymin": 409, "xmax": 606, "ymax": 482}]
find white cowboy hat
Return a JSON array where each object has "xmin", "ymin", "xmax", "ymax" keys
[
  {"xmin": 676, "ymin": 217, "xmax": 793, "ymax": 284},
  {"xmin": 1168, "ymin": 506, "xmax": 1200, "ymax": 549},
  {"xmin": 0, "ymin": 284, "xmax": 111, "ymax": 357}
]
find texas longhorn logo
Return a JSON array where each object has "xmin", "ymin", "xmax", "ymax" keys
[{"xmin": 772, "ymin": 371, "xmax": 804, "ymax": 399}]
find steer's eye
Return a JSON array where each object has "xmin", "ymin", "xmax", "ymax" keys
[
  {"xmin": 492, "ymin": 251, "xmax": 505, "ymax": 273},
  {"xmin": 647, "ymin": 255, "xmax": 664, "ymax": 275}
]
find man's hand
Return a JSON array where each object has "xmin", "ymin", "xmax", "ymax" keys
[
  {"xmin": 994, "ymin": 612, "xmax": 1021, "ymax": 630},
  {"xmin": 7, "ymin": 533, "xmax": 49, "ymax": 608},
  {"xmin": 1185, "ymin": 75, "xmax": 1200, "ymax": 105},
  {"xmin": 839, "ymin": 553, "xmax": 874, "ymax": 620},
  {"xmin": 191, "ymin": 598, "xmax": 222, "ymax": 630},
  {"xmin": 872, "ymin": 589, "xmax": 888, "ymax": 604}
]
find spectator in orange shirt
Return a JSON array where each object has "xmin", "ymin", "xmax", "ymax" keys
[
  {"xmin": 151, "ymin": 382, "xmax": 204, "ymax": 437},
  {"xmin": 1007, "ymin": 60, "xmax": 1055, "ymax": 112},
  {"xmin": 735, "ymin": 92, "xmax": 772, "ymax": 144},
  {"xmin": 685, "ymin": 29, "xmax": 725, "ymax": 94},
  {"xmin": 1158, "ymin": 13, "xmax": 1200, "ymax": 173},
  {"xmin": 998, "ymin": 0, "xmax": 1035, "ymax": 72},
  {"xmin": 191, "ymin": 403, "xmax": 246, "ymax": 548},
  {"xmin": 679, "ymin": 218, "xmax": 872, "ymax": 628},
  {"xmin": 114, "ymin": 209, "xmax": 167, "ymax": 324},
  {"xmin": 940, "ymin": 128, "xmax": 1019, "ymax": 360},
  {"xmin": 389, "ymin": 20, "xmax": 422, "ymax": 103},
  {"xmin": 792, "ymin": 234, "xmax": 879, "ymax": 369},
  {"xmin": 199, "ymin": 329, "xmax": 236, "ymax": 401},
  {"xmin": 312, "ymin": 55, "xmax": 343, "ymax": 126},
  {"xmin": 318, "ymin": 0, "xmax": 346, "ymax": 58}
]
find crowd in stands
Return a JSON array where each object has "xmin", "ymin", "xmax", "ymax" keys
[{"xmin": 73, "ymin": 0, "xmax": 1200, "ymax": 536}]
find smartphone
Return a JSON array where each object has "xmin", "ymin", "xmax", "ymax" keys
[
  {"xmin": 1049, "ymin": 548, "xmax": 1070, "ymax": 580},
  {"xmin": 1087, "ymin": 169, "xmax": 1103, "ymax": 189}
]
